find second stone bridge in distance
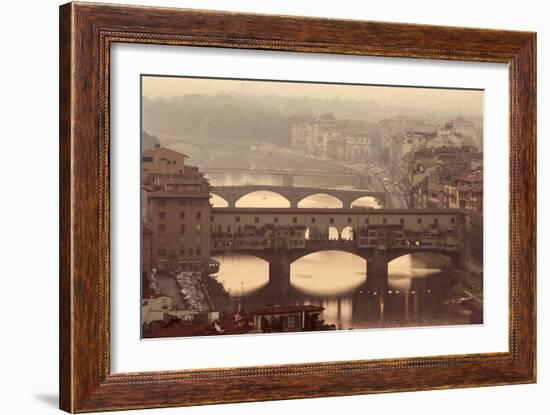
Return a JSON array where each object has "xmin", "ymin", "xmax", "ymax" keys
[{"xmin": 211, "ymin": 185, "xmax": 388, "ymax": 209}]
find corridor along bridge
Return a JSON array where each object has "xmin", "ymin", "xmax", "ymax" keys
[{"xmin": 210, "ymin": 208, "xmax": 471, "ymax": 289}]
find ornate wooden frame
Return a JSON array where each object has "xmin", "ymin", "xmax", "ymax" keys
[{"xmin": 59, "ymin": 2, "xmax": 536, "ymax": 412}]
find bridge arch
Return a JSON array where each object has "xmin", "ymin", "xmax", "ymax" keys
[
  {"xmin": 290, "ymin": 248, "xmax": 367, "ymax": 264},
  {"xmin": 387, "ymin": 251, "xmax": 460, "ymax": 269},
  {"xmin": 350, "ymin": 196, "xmax": 382, "ymax": 209},
  {"xmin": 290, "ymin": 250, "xmax": 366, "ymax": 295},
  {"xmin": 297, "ymin": 193, "xmax": 344, "ymax": 208},
  {"xmin": 210, "ymin": 253, "xmax": 270, "ymax": 295},
  {"xmin": 210, "ymin": 193, "xmax": 229, "ymax": 207},
  {"xmin": 235, "ymin": 190, "xmax": 291, "ymax": 208}
]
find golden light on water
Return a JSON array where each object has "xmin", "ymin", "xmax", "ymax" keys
[
  {"xmin": 290, "ymin": 251, "xmax": 365, "ymax": 295},
  {"xmin": 212, "ymin": 255, "xmax": 269, "ymax": 296}
]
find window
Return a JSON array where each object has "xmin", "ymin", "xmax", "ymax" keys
[
  {"xmin": 196, "ymin": 212, "xmax": 202, "ymax": 219},
  {"xmin": 158, "ymin": 211, "xmax": 166, "ymax": 219},
  {"xmin": 400, "ymin": 218, "xmax": 404, "ymax": 224},
  {"xmin": 179, "ymin": 249, "xmax": 185, "ymax": 256},
  {"xmin": 383, "ymin": 218, "xmax": 387, "ymax": 224},
  {"xmin": 196, "ymin": 224, "xmax": 201, "ymax": 233},
  {"xmin": 311, "ymin": 217, "xmax": 316, "ymax": 224},
  {"xmin": 210, "ymin": 216, "xmax": 214, "ymax": 222},
  {"xmin": 347, "ymin": 218, "xmax": 352, "ymax": 224},
  {"xmin": 142, "ymin": 156, "xmax": 153, "ymax": 162},
  {"xmin": 158, "ymin": 224, "xmax": 166, "ymax": 232},
  {"xmin": 236, "ymin": 216, "xmax": 241, "ymax": 222},
  {"xmin": 434, "ymin": 218, "xmax": 439, "ymax": 225},
  {"xmin": 180, "ymin": 224, "xmax": 185, "ymax": 234},
  {"xmin": 274, "ymin": 217, "xmax": 279, "ymax": 223},
  {"xmin": 227, "ymin": 225, "xmax": 231, "ymax": 233},
  {"xmin": 292, "ymin": 217, "xmax": 298, "ymax": 223},
  {"xmin": 329, "ymin": 217, "xmax": 334, "ymax": 224},
  {"xmin": 179, "ymin": 212, "xmax": 185, "ymax": 219},
  {"xmin": 196, "ymin": 249, "xmax": 201, "ymax": 256},
  {"xmin": 254, "ymin": 217, "xmax": 260, "ymax": 223},
  {"xmin": 417, "ymin": 218, "xmax": 422, "ymax": 224},
  {"xmin": 157, "ymin": 249, "xmax": 167, "ymax": 256},
  {"xmin": 451, "ymin": 218, "xmax": 455, "ymax": 224},
  {"xmin": 365, "ymin": 218, "xmax": 370, "ymax": 224}
]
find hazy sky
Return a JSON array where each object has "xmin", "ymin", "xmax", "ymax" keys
[{"xmin": 142, "ymin": 76, "xmax": 483, "ymax": 114}]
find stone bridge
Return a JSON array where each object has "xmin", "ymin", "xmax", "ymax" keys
[
  {"xmin": 211, "ymin": 185, "xmax": 388, "ymax": 208},
  {"xmin": 202, "ymin": 167, "xmax": 372, "ymax": 188},
  {"xmin": 230, "ymin": 241, "xmax": 461, "ymax": 289},
  {"xmin": 210, "ymin": 208, "xmax": 468, "ymax": 289}
]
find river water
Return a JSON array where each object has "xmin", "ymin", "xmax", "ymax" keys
[{"xmin": 209, "ymin": 190, "xmax": 482, "ymax": 330}]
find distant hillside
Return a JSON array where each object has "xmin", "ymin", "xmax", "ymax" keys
[
  {"xmin": 141, "ymin": 92, "xmax": 478, "ymax": 147},
  {"xmin": 142, "ymin": 131, "xmax": 160, "ymax": 150},
  {"xmin": 141, "ymin": 93, "xmax": 387, "ymax": 146}
]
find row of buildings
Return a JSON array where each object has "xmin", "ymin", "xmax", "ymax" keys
[
  {"xmin": 383, "ymin": 117, "xmax": 482, "ymax": 174},
  {"xmin": 291, "ymin": 113, "xmax": 483, "ymax": 214},
  {"xmin": 374, "ymin": 115, "xmax": 483, "ymax": 214},
  {"xmin": 401, "ymin": 145, "xmax": 483, "ymax": 212},
  {"xmin": 291, "ymin": 113, "xmax": 374, "ymax": 162},
  {"xmin": 141, "ymin": 144, "xmax": 212, "ymax": 277},
  {"xmin": 209, "ymin": 210, "xmax": 464, "ymax": 255},
  {"xmin": 142, "ymin": 293, "xmax": 331, "ymax": 337}
]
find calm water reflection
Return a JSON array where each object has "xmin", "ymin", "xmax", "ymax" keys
[{"xmin": 212, "ymin": 252, "xmax": 482, "ymax": 330}]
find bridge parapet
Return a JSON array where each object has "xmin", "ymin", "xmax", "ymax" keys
[
  {"xmin": 210, "ymin": 208, "xmax": 469, "ymax": 288},
  {"xmin": 211, "ymin": 185, "xmax": 387, "ymax": 208}
]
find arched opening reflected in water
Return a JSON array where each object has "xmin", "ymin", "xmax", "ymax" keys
[
  {"xmin": 211, "ymin": 251, "xmax": 481, "ymax": 329},
  {"xmin": 291, "ymin": 251, "xmax": 365, "ymax": 296},
  {"xmin": 388, "ymin": 253, "xmax": 453, "ymax": 291},
  {"xmin": 212, "ymin": 254, "xmax": 269, "ymax": 296},
  {"xmin": 298, "ymin": 193, "xmax": 343, "ymax": 208},
  {"xmin": 235, "ymin": 190, "xmax": 290, "ymax": 208}
]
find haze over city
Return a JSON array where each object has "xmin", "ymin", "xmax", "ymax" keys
[
  {"xmin": 142, "ymin": 76, "xmax": 483, "ymax": 119},
  {"xmin": 141, "ymin": 75, "xmax": 484, "ymax": 339}
]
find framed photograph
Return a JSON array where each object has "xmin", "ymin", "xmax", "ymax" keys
[{"xmin": 59, "ymin": 2, "xmax": 536, "ymax": 412}]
